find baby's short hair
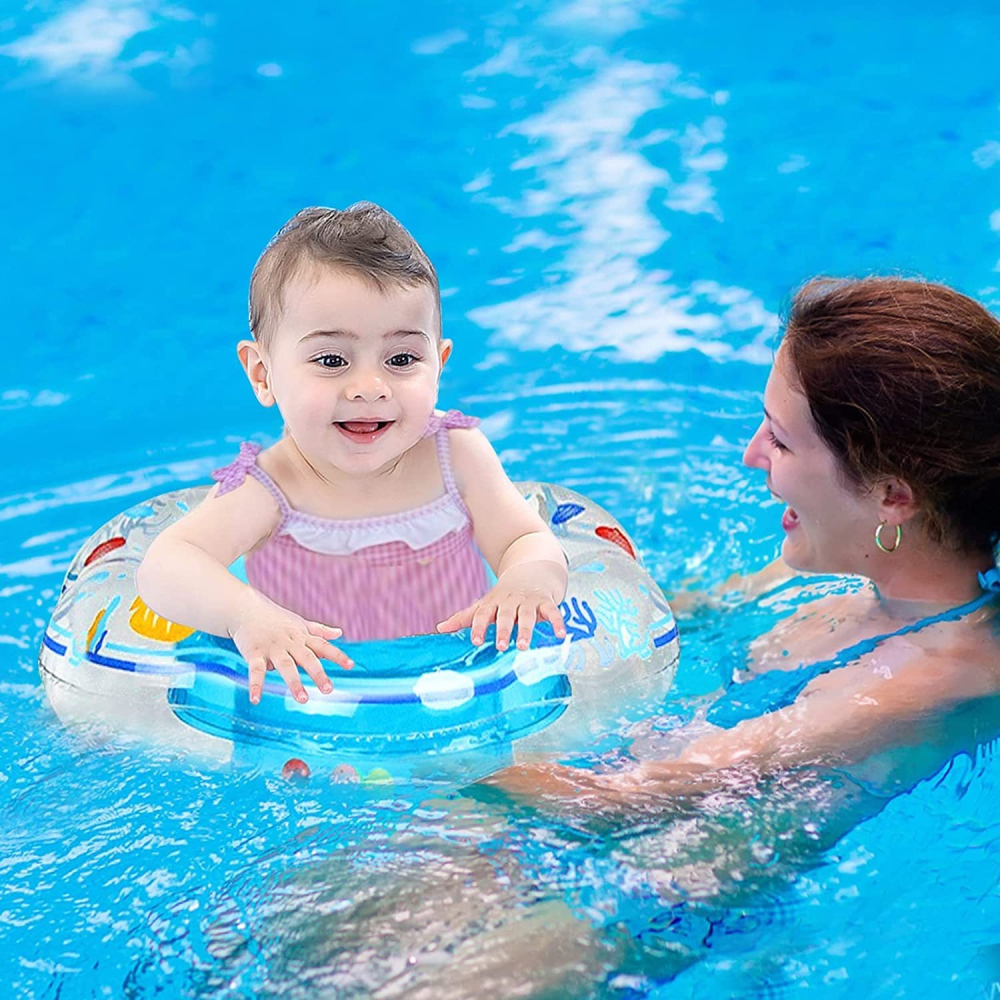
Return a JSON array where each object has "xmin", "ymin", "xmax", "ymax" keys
[{"xmin": 248, "ymin": 202, "xmax": 440, "ymax": 350}]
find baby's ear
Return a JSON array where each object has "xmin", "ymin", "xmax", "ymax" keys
[
  {"xmin": 439, "ymin": 338, "xmax": 453, "ymax": 368},
  {"xmin": 237, "ymin": 339, "xmax": 274, "ymax": 407}
]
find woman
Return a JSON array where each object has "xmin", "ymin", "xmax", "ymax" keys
[{"xmin": 492, "ymin": 274, "xmax": 1000, "ymax": 807}]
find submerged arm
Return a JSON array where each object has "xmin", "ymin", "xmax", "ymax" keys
[{"xmin": 485, "ymin": 653, "xmax": 963, "ymax": 810}]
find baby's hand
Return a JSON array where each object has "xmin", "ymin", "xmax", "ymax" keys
[
  {"xmin": 437, "ymin": 563, "xmax": 567, "ymax": 651},
  {"xmin": 228, "ymin": 594, "xmax": 354, "ymax": 705}
]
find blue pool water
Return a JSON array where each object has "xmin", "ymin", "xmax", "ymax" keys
[{"xmin": 3, "ymin": 0, "xmax": 1000, "ymax": 996}]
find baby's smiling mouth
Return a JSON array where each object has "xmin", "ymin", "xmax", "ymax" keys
[
  {"xmin": 336, "ymin": 420, "xmax": 392, "ymax": 433},
  {"xmin": 334, "ymin": 419, "xmax": 394, "ymax": 443}
]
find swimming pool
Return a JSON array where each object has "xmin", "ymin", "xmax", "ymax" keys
[{"xmin": 3, "ymin": 0, "xmax": 1000, "ymax": 996}]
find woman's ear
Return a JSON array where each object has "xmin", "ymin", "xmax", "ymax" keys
[
  {"xmin": 877, "ymin": 477, "xmax": 919, "ymax": 525},
  {"xmin": 237, "ymin": 339, "xmax": 275, "ymax": 407}
]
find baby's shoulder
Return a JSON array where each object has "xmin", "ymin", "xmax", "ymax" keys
[
  {"xmin": 204, "ymin": 468, "xmax": 282, "ymax": 521},
  {"xmin": 207, "ymin": 441, "xmax": 285, "ymax": 518},
  {"xmin": 152, "ymin": 450, "xmax": 284, "ymax": 564},
  {"xmin": 445, "ymin": 422, "xmax": 489, "ymax": 452},
  {"xmin": 445, "ymin": 424, "xmax": 501, "ymax": 492}
]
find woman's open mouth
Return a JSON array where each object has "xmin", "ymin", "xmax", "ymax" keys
[
  {"xmin": 781, "ymin": 506, "xmax": 800, "ymax": 532},
  {"xmin": 334, "ymin": 420, "xmax": 394, "ymax": 444}
]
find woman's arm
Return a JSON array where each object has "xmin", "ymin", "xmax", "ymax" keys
[
  {"xmin": 485, "ymin": 651, "xmax": 964, "ymax": 810},
  {"xmin": 436, "ymin": 428, "xmax": 568, "ymax": 649}
]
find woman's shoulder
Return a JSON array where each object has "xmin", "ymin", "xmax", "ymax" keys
[
  {"xmin": 812, "ymin": 616, "xmax": 1000, "ymax": 713},
  {"xmin": 916, "ymin": 614, "xmax": 1000, "ymax": 695},
  {"xmin": 754, "ymin": 582, "xmax": 1000, "ymax": 702},
  {"xmin": 747, "ymin": 589, "xmax": 858, "ymax": 673}
]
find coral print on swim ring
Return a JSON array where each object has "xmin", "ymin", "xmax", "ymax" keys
[{"xmin": 38, "ymin": 202, "xmax": 679, "ymax": 781}]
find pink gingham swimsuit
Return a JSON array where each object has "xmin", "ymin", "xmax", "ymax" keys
[{"xmin": 210, "ymin": 409, "xmax": 490, "ymax": 641}]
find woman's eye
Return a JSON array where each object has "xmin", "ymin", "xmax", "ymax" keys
[
  {"xmin": 768, "ymin": 430, "xmax": 788, "ymax": 452},
  {"xmin": 387, "ymin": 353, "xmax": 419, "ymax": 368},
  {"xmin": 315, "ymin": 354, "xmax": 346, "ymax": 369}
]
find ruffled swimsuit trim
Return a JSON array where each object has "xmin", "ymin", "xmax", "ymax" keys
[{"xmin": 209, "ymin": 409, "xmax": 480, "ymax": 555}]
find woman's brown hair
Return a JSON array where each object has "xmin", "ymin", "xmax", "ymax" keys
[{"xmin": 783, "ymin": 276, "xmax": 1000, "ymax": 555}]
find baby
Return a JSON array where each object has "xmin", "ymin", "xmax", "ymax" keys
[{"xmin": 136, "ymin": 203, "xmax": 568, "ymax": 705}]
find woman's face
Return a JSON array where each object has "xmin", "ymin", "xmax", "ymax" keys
[{"xmin": 743, "ymin": 347, "xmax": 881, "ymax": 575}]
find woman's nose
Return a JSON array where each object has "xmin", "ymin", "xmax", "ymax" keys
[{"xmin": 743, "ymin": 421, "xmax": 770, "ymax": 471}]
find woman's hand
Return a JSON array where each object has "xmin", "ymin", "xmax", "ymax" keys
[
  {"xmin": 436, "ymin": 562, "xmax": 568, "ymax": 651},
  {"xmin": 484, "ymin": 761, "xmax": 624, "ymax": 799},
  {"xmin": 481, "ymin": 758, "xmax": 764, "ymax": 820},
  {"xmin": 480, "ymin": 761, "xmax": 673, "ymax": 820},
  {"xmin": 227, "ymin": 593, "xmax": 354, "ymax": 705}
]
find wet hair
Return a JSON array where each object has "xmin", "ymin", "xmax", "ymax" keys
[
  {"xmin": 783, "ymin": 276, "xmax": 1000, "ymax": 555},
  {"xmin": 248, "ymin": 202, "xmax": 440, "ymax": 350}
]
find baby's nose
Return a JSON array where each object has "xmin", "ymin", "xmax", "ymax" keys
[{"xmin": 345, "ymin": 370, "xmax": 389, "ymax": 401}]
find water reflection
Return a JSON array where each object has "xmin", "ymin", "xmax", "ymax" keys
[{"xmin": 463, "ymin": 46, "xmax": 777, "ymax": 363}]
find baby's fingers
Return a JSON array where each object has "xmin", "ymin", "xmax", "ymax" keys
[
  {"xmin": 540, "ymin": 599, "xmax": 567, "ymax": 638},
  {"xmin": 471, "ymin": 602, "xmax": 498, "ymax": 647},
  {"xmin": 296, "ymin": 646, "xmax": 334, "ymax": 695},
  {"xmin": 306, "ymin": 620, "xmax": 343, "ymax": 641},
  {"xmin": 515, "ymin": 603, "xmax": 537, "ymax": 650},
  {"xmin": 495, "ymin": 600, "xmax": 518, "ymax": 651},
  {"xmin": 437, "ymin": 604, "xmax": 478, "ymax": 634},
  {"xmin": 247, "ymin": 655, "xmax": 268, "ymax": 705},
  {"xmin": 271, "ymin": 651, "xmax": 309, "ymax": 704},
  {"xmin": 305, "ymin": 634, "xmax": 354, "ymax": 671}
]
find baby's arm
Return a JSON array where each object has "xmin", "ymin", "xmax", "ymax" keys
[
  {"xmin": 437, "ymin": 429, "xmax": 568, "ymax": 650},
  {"xmin": 136, "ymin": 478, "xmax": 351, "ymax": 704}
]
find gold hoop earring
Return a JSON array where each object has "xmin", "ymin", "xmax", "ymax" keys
[{"xmin": 875, "ymin": 521, "xmax": 902, "ymax": 554}]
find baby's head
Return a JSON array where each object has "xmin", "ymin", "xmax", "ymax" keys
[{"xmin": 238, "ymin": 203, "xmax": 453, "ymax": 475}]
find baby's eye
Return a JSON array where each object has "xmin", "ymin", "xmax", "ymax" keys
[
  {"xmin": 387, "ymin": 353, "xmax": 419, "ymax": 368},
  {"xmin": 314, "ymin": 354, "xmax": 346, "ymax": 369}
]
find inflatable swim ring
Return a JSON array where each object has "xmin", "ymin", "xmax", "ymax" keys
[{"xmin": 39, "ymin": 482, "xmax": 679, "ymax": 782}]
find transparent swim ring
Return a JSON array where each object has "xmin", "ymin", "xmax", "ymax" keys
[{"xmin": 39, "ymin": 483, "xmax": 679, "ymax": 783}]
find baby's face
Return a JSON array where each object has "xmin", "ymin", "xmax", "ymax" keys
[{"xmin": 263, "ymin": 267, "xmax": 450, "ymax": 476}]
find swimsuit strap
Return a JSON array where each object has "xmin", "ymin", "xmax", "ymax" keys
[
  {"xmin": 211, "ymin": 442, "xmax": 264, "ymax": 496},
  {"xmin": 707, "ymin": 566, "xmax": 1000, "ymax": 730},
  {"xmin": 210, "ymin": 441, "xmax": 292, "ymax": 528},
  {"xmin": 423, "ymin": 408, "xmax": 480, "ymax": 438},
  {"xmin": 427, "ymin": 409, "xmax": 479, "ymax": 500}
]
